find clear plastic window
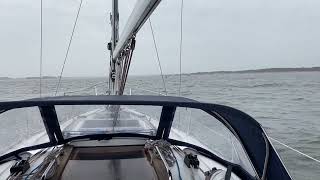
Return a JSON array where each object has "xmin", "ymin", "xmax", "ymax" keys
[
  {"xmin": 0, "ymin": 107, "xmax": 49, "ymax": 156},
  {"xmin": 55, "ymin": 105, "xmax": 162, "ymax": 138},
  {"xmin": 170, "ymin": 107, "xmax": 256, "ymax": 176}
]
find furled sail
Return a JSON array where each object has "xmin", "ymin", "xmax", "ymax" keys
[{"xmin": 109, "ymin": 0, "xmax": 161, "ymax": 95}]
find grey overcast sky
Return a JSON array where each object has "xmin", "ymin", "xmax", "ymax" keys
[{"xmin": 0, "ymin": 0, "xmax": 319, "ymax": 77}]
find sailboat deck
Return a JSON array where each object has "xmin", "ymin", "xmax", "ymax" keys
[
  {"xmin": 62, "ymin": 106, "xmax": 157, "ymax": 137},
  {"xmin": 60, "ymin": 146, "xmax": 159, "ymax": 180}
]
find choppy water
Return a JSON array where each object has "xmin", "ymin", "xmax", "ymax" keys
[{"xmin": 0, "ymin": 71, "xmax": 319, "ymax": 179}]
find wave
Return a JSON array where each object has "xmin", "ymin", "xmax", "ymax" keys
[
  {"xmin": 292, "ymin": 97, "xmax": 305, "ymax": 101},
  {"xmin": 233, "ymin": 82, "xmax": 286, "ymax": 88},
  {"xmin": 251, "ymin": 83, "xmax": 284, "ymax": 88}
]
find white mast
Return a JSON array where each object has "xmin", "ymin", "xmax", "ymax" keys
[
  {"xmin": 108, "ymin": 0, "xmax": 161, "ymax": 95},
  {"xmin": 108, "ymin": 0, "xmax": 119, "ymax": 95}
]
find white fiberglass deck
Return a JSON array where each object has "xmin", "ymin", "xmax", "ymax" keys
[{"xmin": 62, "ymin": 106, "xmax": 157, "ymax": 138}]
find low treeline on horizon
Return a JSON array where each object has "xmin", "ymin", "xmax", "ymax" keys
[
  {"xmin": 188, "ymin": 66, "xmax": 320, "ymax": 75},
  {"xmin": 1, "ymin": 66, "xmax": 320, "ymax": 79}
]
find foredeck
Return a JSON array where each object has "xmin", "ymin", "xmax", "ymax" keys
[{"xmin": 62, "ymin": 106, "xmax": 157, "ymax": 138}]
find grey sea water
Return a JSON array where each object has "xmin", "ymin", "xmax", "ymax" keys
[{"xmin": 0, "ymin": 71, "xmax": 319, "ymax": 179}]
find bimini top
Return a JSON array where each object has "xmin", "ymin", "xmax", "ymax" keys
[{"xmin": 0, "ymin": 95, "xmax": 291, "ymax": 180}]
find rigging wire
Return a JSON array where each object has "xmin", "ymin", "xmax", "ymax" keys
[
  {"xmin": 148, "ymin": 19, "xmax": 167, "ymax": 95},
  {"xmin": 39, "ymin": 0, "xmax": 43, "ymax": 97},
  {"xmin": 269, "ymin": 137, "xmax": 320, "ymax": 164},
  {"xmin": 54, "ymin": 0, "xmax": 83, "ymax": 96},
  {"xmin": 24, "ymin": 162, "xmax": 42, "ymax": 180},
  {"xmin": 119, "ymin": 42, "xmax": 134, "ymax": 95},
  {"xmin": 170, "ymin": 149, "xmax": 183, "ymax": 180},
  {"xmin": 178, "ymin": 0, "xmax": 184, "ymax": 96},
  {"xmin": 177, "ymin": 0, "xmax": 184, "ymax": 128}
]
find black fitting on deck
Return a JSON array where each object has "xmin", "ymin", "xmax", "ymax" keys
[
  {"xmin": 10, "ymin": 159, "xmax": 30, "ymax": 175},
  {"xmin": 184, "ymin": 153, "xmax": 200, "ymax": 169}
]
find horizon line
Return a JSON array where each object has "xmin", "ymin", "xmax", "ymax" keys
[{"xmin": 1, "ymin": 66, "xmax": 320, "ymax": 79}]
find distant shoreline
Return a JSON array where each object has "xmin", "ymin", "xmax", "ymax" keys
[
  {"xmin": 188, "ymin": 67, "xmax": 320, "ymax": 75},
  {"xmin": 0, "ymin": 76, "xmax": 58, "ymax": 80},
  {"xmin": 25, "ymin": 76, "xmax": 57, "ymax": 79},
  {"xmin": 0, "ymin": 77, "xmax": 10, "ymax": 80},
  {"xmin": 1, "ymin": 67, "xmax": 319, "ymax": 79}
]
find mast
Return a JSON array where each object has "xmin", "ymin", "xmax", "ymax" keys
[
  {"xmin": 108, "ymin": 0, "xmax": 119, "ymax": 95},
  {"xmin": 108, "ymin": 0, "xmax": 162, "ymax": 95}
]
